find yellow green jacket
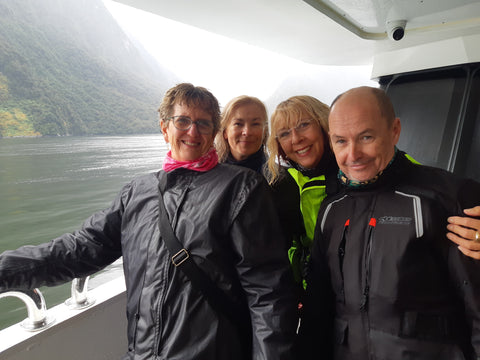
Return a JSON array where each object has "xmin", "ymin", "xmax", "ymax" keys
[{"xmin": 287, "ymin": 168, "xmax": 327, "ymax": 285}]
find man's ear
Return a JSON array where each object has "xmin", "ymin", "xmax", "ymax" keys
[{"xmin": 392, "ymin": 117, "xmax": 401, "ymax": 145}]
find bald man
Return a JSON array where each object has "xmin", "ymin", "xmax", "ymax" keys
[{"xmin": 299, "ymin": 87, "xmax": 480, "ymax": 360}]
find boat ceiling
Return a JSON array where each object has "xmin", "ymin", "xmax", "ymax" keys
[{"xmin": 112, "ymin": 0, "xmax": 480, "ymax": 68}]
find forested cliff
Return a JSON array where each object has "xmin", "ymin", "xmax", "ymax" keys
[{"xmin": 0, "ymin": 0, "xmax": 180, "ymax": 137}]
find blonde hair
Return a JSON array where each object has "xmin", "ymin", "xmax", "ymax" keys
[
  {"xmin": 216, "ymin": 95, "xmax": 269, "ymax": 162},
  {"xmin": 266, "ymin": 95, "xmax": 330, "ymax": 184}
]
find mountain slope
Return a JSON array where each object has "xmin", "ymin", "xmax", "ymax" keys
[{"xmin": 0, "ymin": 0, "xmax": 180, "ymax": 136}]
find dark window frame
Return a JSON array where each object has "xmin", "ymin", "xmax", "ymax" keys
[{"xmin": 379, "ymin": 63, "xmax": 480, "ymax": 181}]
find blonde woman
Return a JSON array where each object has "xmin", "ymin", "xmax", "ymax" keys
[
  {"xmin": 266, "ymin": 95, "xmax": 335, "ymax": 285},
  {"xmin": 216, "ymin": 95, "xmax": 269, "ymax": 174}
]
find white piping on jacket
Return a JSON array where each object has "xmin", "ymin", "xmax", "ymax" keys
[
  {"xmin": 395, "ymin": 191, "xmax": 424, "ymax": 238},
  {"xmin": 321, "ymin": 195, "xmax": 348, "ymax": 232}
]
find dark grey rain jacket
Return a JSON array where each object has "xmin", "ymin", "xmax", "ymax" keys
[
  {"xmin": 300, "ymin": 151, "xmax": 480, "ymax": 360},
  {"xmin": 0, "ymin": 164, "xmax": 297, "ymax": 360}
]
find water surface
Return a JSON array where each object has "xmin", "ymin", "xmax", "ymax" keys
[{"xmin": 0, "ymin": 135, "xmax": 168, "ymax": 329}]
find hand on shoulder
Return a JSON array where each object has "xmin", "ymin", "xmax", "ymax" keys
[{"xmin": 447, "ymin": 206, "xmax": 480, "ymax": 259}]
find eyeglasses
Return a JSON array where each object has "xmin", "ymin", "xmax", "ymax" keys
[
  {"xmin": 275, "ymin": 119, "xmax": 313, "ymax": 142},
  {"xmin": 168, "ymin": 116, "xmax": 214, "ymax": 135}
]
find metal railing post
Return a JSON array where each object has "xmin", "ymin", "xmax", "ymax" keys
[
  {"xmin": 0, "ymin": 288, "xmax": 55, "ymax": 331},
  {"xmin": 65, "ymin": 277, "xmax": 95, "ymax": 309}
]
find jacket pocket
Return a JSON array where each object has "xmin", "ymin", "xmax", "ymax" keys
[{"xmin": 128, "ymin": 312, "xmax": 140, "ymax": 352}]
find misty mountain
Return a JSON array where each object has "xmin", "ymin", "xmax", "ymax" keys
[
  {"xmin": 0, "ymin": 0, "xmax": 181, "ymax": 137},
  {"xmin": 264, "ymin": 66, "xmax": 375, "ymax": 113}
]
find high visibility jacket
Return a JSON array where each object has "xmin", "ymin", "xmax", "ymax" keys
[
  {"xmin": 287, "ymin": 168, "xmax": 327, "ymax": 246},
  {"xmin": 285, "ymin": 168, "xmax": 327, "ymax": 285}
]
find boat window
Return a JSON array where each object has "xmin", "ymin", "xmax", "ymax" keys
[
  {"xmin": 382, "ymin": 65, "xmax": 479, "ymax": 181},
  {"xmin": 459, "ymin": 66, "xmax": 480, "ymax": 181}
]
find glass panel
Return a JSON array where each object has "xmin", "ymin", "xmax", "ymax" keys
[
  {"xmin": 460, "ymin": 67, "xmax": 480, "ymax": 181},
  {"xmin": 385, "ymin": 68, "xmax": 467, "ymax": 171}
]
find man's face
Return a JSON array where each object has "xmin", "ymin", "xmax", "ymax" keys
[{"xmin": 329, "ymin": 92, "xmax": 401, "ymax": 182}]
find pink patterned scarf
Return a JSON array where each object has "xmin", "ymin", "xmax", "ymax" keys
[{"xmin": 163, "ymin": 147, "xmax": 218, "ymax": 172}]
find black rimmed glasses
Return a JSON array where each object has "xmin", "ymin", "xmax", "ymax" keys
[
  {"xmin": 276, "ymin": 119, "xmax": 314, "ymax": 142},
  {"xmin": 169, "ymin": 116, "xmax": 214, "ymax": 135}
]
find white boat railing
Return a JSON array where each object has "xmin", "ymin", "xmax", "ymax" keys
[
  {"xmin": 0, "ymin": 288, "xmax": 55, "ymax": 332},
  {"xmin": 0, "ymin": 276, "xmax": 96, "ymax": 331},
  {"xmin": 65, "ymin": 277, "xmax": 96, "ymax": 310},
  {"xmin": 0, "ymin": 273, "xmax": 128, "ymax": 360}
]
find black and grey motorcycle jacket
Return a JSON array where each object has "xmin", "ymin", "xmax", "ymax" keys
[
  {"xmin": 301, "ymin": 151, "xmax": 480, "ymax": 360},
  {"xmin": 0, "ymin": 164, "xmax": 297, "ymax": 360}
]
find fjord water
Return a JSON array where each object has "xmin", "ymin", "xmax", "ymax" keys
[{"xmin": 0, "ymin": 135, "xmax": 167, "ymax": 329}]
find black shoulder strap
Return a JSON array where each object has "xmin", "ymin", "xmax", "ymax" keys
[{"xmin": 157, "ymin": 174, "xmax": 250, "ymax": 335}]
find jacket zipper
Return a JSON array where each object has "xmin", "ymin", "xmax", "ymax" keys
[
  {"xmin": 338, "ymin": 219, "xmax": 349, "ymax": 303},
  {"xmin": 132, "ymin": 229, "xmax": 158, "ymax": 354},
  {"xmin": 361, "ymin": 217, "xmax": 376, "ymax": 360},
  {"xmin": 155, "ymin": 258, "xmax": 170, "ymax": 356},
  {"xmin": 360, "ymin": 217, "xmax": 376, "ymax": 311}
]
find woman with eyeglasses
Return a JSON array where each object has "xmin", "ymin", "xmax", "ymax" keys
[
  {"xmin": 266, "ymin": 95, "xmax": 334, "ymax": 288},
  {"xmin": 0, "ymin": 83, "xmax": 297, "ymax": 360},
  {"xmin": 215, "ymin": 95, "xmax": 269, "ymax": 174}
]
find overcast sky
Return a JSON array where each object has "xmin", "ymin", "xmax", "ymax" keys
[{"xmin": 102, "ymin": 0, "xmax": 375, "ymax": 106}]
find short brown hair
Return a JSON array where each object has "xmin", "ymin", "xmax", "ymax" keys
[{"xmin": 158, "ymin": 83, "xmax": 221, "ymax": 133}]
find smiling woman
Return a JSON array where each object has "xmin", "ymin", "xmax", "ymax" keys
[
  {"xmin": 266, "ymin": 95, "xmax": 334, "ymax": 288},
  {"xmin": 221, "ymin": 101, "xmax": 266, "ymax": 162},
  {"xmin": 216, "ymin": 95, "xmax": 269, "ymax": 174},
  {"xmin": 0, "ymin": 83, "xmax": 298, "ymax": 359},
  {"xmin": 159, "ymin": 84, "xmax": 219, "ymax": 162}
]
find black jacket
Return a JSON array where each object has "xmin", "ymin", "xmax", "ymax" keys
[
  {"xmin": 301, "ymin": 151, "xmax": 480, "ymax": 360},
  {"xmin": 269, "ymin": 153, "xmax": 337, "ymax": 255},
  {"xmin": 0, "ymin": 164, "xmax": 297, "ymax": 360},
  {"xmin": 224, "ymin": 146, "xmax": 267, "ymax": 175}
]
